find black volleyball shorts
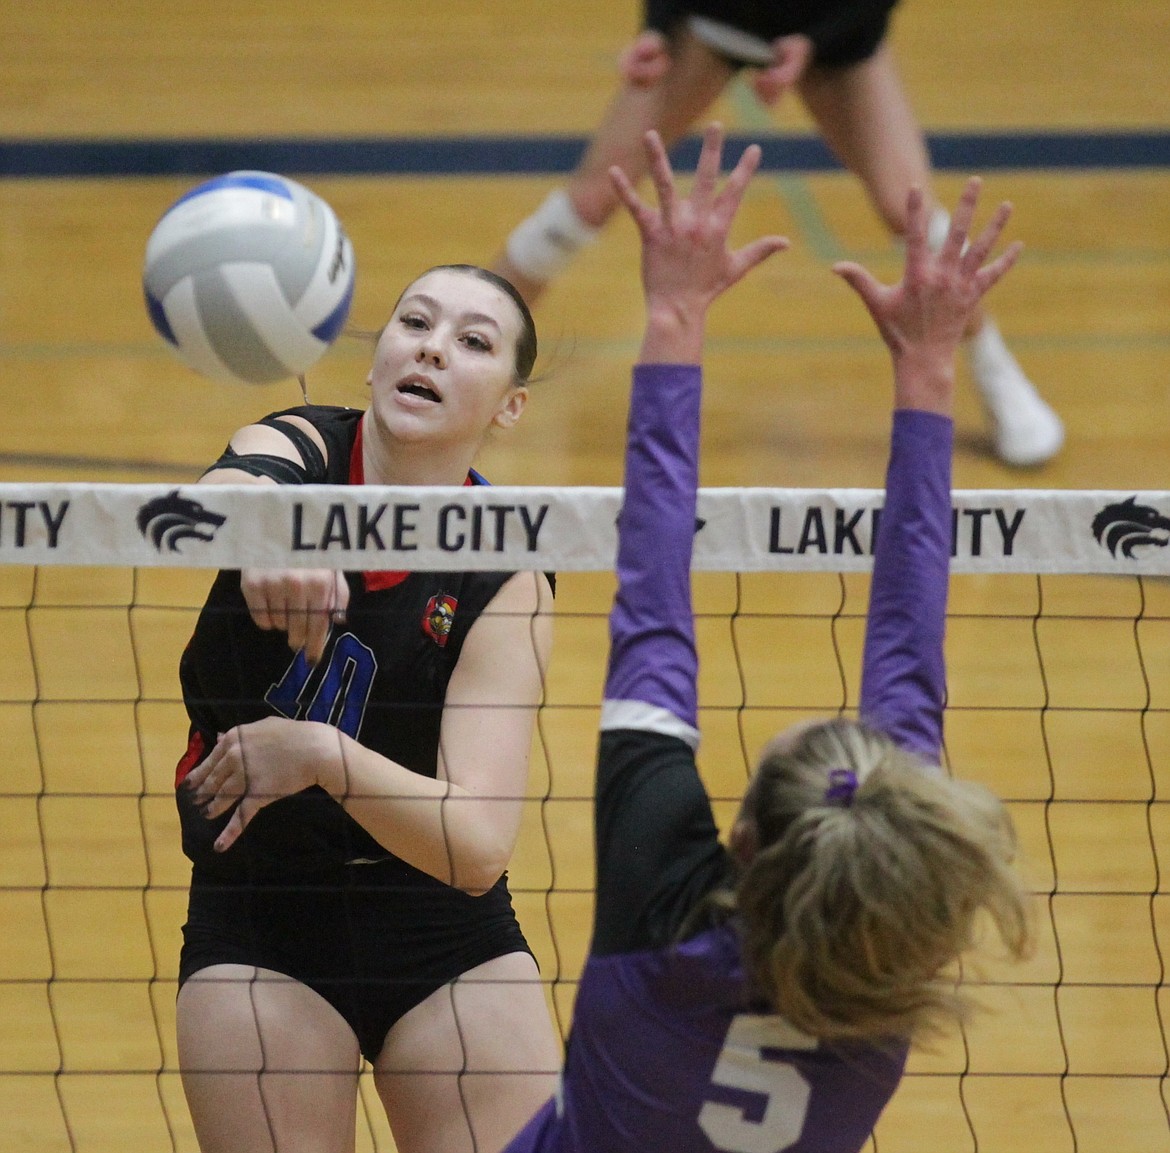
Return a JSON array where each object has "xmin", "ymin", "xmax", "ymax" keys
[{"xmin": 179, "ymin": 861, "xmax": 532, "ymax": 1064}]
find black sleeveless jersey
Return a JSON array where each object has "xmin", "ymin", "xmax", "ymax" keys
[{"xmin": 176, "ymin": 405, "xmax": 529, "ymax": 882}]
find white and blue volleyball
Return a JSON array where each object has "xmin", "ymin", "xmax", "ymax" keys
[{"xmin": 143, "ymin": 171, "xmax": 355, "ymax": 385}]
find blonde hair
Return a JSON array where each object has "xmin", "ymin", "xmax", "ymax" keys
[{"xmin": 725, "ymin": 718, "xmax": 1033, "ymax": 1043}]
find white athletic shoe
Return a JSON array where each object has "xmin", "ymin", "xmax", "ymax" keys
[{"xmin": 966, "ymin": 319, "xmax": 1064, "ymax": 467}]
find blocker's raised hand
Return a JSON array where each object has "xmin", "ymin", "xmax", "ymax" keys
[
  {"xmin": 833, "ymin": 178, "xmax": 1022, "ymax": 415},
  {"xmin": 609, "ymin": 122, "xmax": 787, "ymax": 357}
]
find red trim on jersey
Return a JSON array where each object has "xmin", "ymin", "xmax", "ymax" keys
[
  {"xmin": 175, "ymin": 729, "xmax": 206, "ymax": 788},
  {"xmin": 350, "ymin": 417, "xmax": 409, "ymax": 591},
  {"xmin": 349, "ymin": 417, "xmax": 475, "ymax": 593}
]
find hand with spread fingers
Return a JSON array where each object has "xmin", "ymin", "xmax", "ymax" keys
[
  {"xmin": 609, "ymin": 122, "xmax": 788, "ymax": 363},
  {"xmin": 834, "ymin": 178, "xmax": 1022, "ymax": 416}
]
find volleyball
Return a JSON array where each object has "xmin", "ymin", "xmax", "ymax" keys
[{"xmin": 143, "ymin": 171, "xmax": 355, "ymax": 385}]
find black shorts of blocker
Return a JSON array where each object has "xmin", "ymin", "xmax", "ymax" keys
[{"xmin": 178, "ymin": 859, "xmax": 532, "ymax": 1064}]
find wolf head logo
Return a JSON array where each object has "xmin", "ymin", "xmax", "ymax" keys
[
  {"xmin": 137, "ymin": 490, "xmax": 227, "ymax": 553},
  {"xmin": 1091, "ymin": 496, "xmax": 1170, "ymax": 559}
]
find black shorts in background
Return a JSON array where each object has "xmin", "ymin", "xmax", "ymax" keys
[{"xmin": 644, "ymin": 0, "xmax": 898, "ymax": 68}]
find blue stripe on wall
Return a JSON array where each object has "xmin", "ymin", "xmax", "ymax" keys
[{"xmin": 1, "ymin": 132, "xmax": 1168, "ymax": 178}]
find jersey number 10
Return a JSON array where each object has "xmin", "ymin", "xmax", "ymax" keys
[{"xmin": 266, "ymin": 633, "xmax": 377, "ymax": 738}]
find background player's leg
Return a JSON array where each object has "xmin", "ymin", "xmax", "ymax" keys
[
  {"xmin": 799, "ymin": 44, "xmax": 1064, "ymax": 466},
  {"xmin": 798, "ymin": 44, "xmax": 933, "ymax": 239},
  {"xmin": 177, "ymin": 965, "xmax": 360, "ymax": 1153},
  {"xmin": 374, "ymin": 951, "xmax": 560, "ymax": 1153},
  {"xmin": 492, "ymin": 31, "xmax": 734, "ymax": 304},
  {"xmin": 569, "ymin": 32, "xmax": 735, "ymax": 225}
]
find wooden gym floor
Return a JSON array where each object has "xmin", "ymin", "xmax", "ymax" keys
[{"xmin": 1, "ymin": 1, "xmax": 1169, "ymax": 1151}]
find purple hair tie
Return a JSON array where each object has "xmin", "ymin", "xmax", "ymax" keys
[{"xmin": 824, "ymin": 768, "xmax": 858, "ymax": 807}]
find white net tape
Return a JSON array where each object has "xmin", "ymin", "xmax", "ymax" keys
[{"xmin": 2, "ymin": 482, "xmax": 1169, "ymax": 574}]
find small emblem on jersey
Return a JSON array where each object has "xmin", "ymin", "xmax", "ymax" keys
[
  {"xmin": 1091, "ymin": 497, "xmax": 1170, "ymax": 558},
  {"xmin": 422, "ymin": 593, "xmax": 458, "ymax": 646},
  {"xmin": 137, "ymin": 490, "xmax": 227, "ymax": 552}
]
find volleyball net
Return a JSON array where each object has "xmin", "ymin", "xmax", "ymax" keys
[{"xmin": 3, "ymin": 480, "xmax": 1170, "ymax": 1153}]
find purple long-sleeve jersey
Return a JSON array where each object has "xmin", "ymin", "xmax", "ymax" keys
[{"xmin": 505, "ymin": 364, "xmax": 953, "ymax": 1153}]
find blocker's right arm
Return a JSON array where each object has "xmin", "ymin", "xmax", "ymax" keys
[{"xmin": 593, "ymin": 125, "xmax": 787, "ymax": 952}]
